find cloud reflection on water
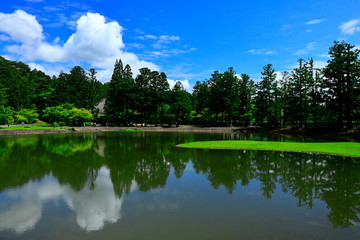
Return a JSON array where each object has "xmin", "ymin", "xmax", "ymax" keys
[{"xmin": 0, "ymin": 167, "xmax": 136, "ymax": 233}]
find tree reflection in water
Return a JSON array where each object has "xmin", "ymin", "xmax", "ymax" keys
[{"xmin": 0, "ymin": 132, "xmax": 359, "ymax": 232}]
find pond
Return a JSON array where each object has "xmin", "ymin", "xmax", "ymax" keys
[{"xmin": 0, "ymin": 131, "xmax": 359, "ymax": 240}]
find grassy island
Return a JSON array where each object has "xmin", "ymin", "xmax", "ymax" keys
[{"xmin": 178, "ymin": 140, "xmax": 360, "ymax": 158}]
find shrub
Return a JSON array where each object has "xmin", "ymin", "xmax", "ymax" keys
[
  {"xmin": 68, "ymin": 108, "xmax": 94, "ymax": 126},
  {"xmin": 43, "ymin": 104, "xmax": 93, "ymax": 126},
  {"xmin": 43, "ymin": 104, "xmax": 74, "ymax": 123},
  {"xmin": 0, "ymin": 106, "xmax": 13, "ymax": 126},
  {"xmin": 14, "ymin": 109, "xmax": 39, "ymax": 124},
  {"xmin": 14, "ymin": 114, "xmax": 28, "ymax": 123},
  {"xmin": 35, "ymin": 120, "xmax": 46, "ymax": 124}
]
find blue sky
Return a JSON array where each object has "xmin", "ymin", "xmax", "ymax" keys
[{"xmin": 0, "ymin": 0, "xmax": 359, "ymax": 90}]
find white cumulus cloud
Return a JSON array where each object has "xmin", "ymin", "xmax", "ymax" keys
[
  {"xmin": 27, "ymin": 62, "xmax": 64, "ymax": 77},
  {"xmin": 28, "ymin": 62, "xmax": 46, "ymax": 72},
  {"xmin": 168, "ymin": 79, "xmax": 192, "ymax": 92},
  {"xmin": 339, "ymin": 19, "xmax": 360, "ymax": 34},
  {"xmin": 63, "ymin": 13, "xmax": 125, "ymax": 62},
  {"xmin": 0, "ymin": 11, "xmax": 159, "ymax": 82},
  {"xmin": 0, "ymin": 10, "xmax": 43, "ymax": 43}
]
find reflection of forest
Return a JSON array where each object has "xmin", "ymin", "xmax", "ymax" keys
[{"xmin": 0, "ymin": 132, "xmax": 359, "ymax": 228}]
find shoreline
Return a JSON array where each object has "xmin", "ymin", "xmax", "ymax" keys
[
  {"xmin": 0, "ymin": 126, "xmax": 358, "ymax": 140},
  {"xmin": 0, "ymin": 126, "xmax": 246, "ymax": 136}
]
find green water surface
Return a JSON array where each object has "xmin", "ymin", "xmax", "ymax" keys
[{"xmin": 0, "ymin": 131, "xmax": 359, "ymax": 240}]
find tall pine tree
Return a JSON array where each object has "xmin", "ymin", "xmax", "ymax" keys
[{"xmin": 323, "ymin": 41, "xmax": 360, "ymax": 129}]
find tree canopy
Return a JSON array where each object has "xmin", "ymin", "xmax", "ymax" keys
[{"xmin": 0, "ymin": 41, "xmax": 359, "ymax": 129}]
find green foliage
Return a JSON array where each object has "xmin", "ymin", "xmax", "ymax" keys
[
  {"xmin": 0, "ymin": 57, "xmax": 32, "ymax": 110},
  {"xmin": 132, "ymin": 67, "xmax": 170, "ymax": 126},
  {"xmin": 133, "ymin": 67, "xmax": 152, "ymax": 125},
  {"xmin": 254, "ymin": 64, "xmax": 278, "ymax": 126},
  {"xmin": 84, "ymin": 122, "xmax": 93, "ymax": 127},
  {"xmin": 14, "ymin": 114, "xmax": 28, "ymax": 123},
  {"xmin": 29, "ymin": 69, "xmax": 53, "ymax": 112},
  {"xmin": 68, "ymin": 108, "xmax": 94, "ymax": 125},
  {"xmin": 0, "ymin": 106, "xmax": 13, "ymax": 125},
  {"xmin": 43, "ymin": 103, "xmax": 74, "ymax": 123},
  {"xmin": 238, "ymin": 74, "xmax": 256, "ymax": 125},
  {"xmin": 193, "ymin": 81, "xmax": 210, "ymax": 112},
  {"xmin": 105, "ymin": 62, "xmax": 171, "ymax": 126},
  {"xmin": 105, "ymin": 59, "xmax": 137, "ymax": 125},
  {"xmin": 194, "ymin": 108, "xmax": 214, "ymax": 126},
  {"xmin": 0, "ymin": 83, "xmax": 8, "ymax": 106},
  {"xmin": 87, "ymin": 68, "xmax": 104, "ymax": 113},
  {"xmin": 149, "ymin": 71, "xmax": 170, "ymax": 125},
  {"xmin": 14, "ymin": 109, "xmax": 39, "ymax": 124},
  {"xmin": 170, "ymin": 81, "xmax": 192, "ymax": 126},
  {"xmin": 65, "ymin": 66, "xmax": 91, "ymax": 108},
  {"xmin": 43, "ymin": 104, "xmax": 93, "ymax": 125},
  {"xmin": 282, "ymin": 59, "xmax": 319, "ymax": 127},
  {"xmin": 208, "ymin": 68, "xmax": 240, "ymax": 126},
  {"xmin": 323, "ymin": 41, "xmax": 360, "ymax": 129},
  {"xmin": 50, "ymin": 66, "xmax": 105, "ymax": 110},
  {"xmin": 158, "ymin": 103, "xmax": 172, "ymax": 125}
]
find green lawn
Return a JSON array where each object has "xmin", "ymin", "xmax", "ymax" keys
[
  {"xmin": 113, "ymin": 129, "xmax": 141, "ymax": 132},
  {"xmin": 0, "ymin": 124, "xmax": 75, "ymax": 130},
  {"xmin": 178, "ymin": 140, "xmax": 360, "ymax": 157}
]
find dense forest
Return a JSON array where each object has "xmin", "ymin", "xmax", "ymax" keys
[{"xmin": 0, "ymin": 40, "xmax": 359, "ymax": 129}]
